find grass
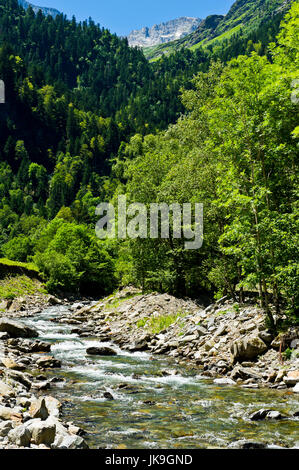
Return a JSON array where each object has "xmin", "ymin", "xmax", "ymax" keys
[
  {"xmin": 0, "ymin": 275, "xmax": 46, "ymax": 300},
  {"xmin": 0, "ymin": 258, "xmax": 39, "ymax": 273},
  {"xmin": 137, "ymin": 310, "xmax": 188, "ymax": 335},
  {"xmin": 105, "ymin": 292, "xmax": 140, "ymax": 310}
]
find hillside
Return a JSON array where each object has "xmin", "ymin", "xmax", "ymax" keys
[{"xmin": 145, "ymin": 0, "xmax": 294, "ymax": 59}]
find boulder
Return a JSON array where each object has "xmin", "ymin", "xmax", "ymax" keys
[
  {"xmin": 8, "ymin": 424, "xmax": 31, "ymax": 447},
  {"xmin": 36, "ymin": 356, "xmax": 61, "ymax": 368},
  {"xmin": 230, "ymin": 335, "xmax": 267, "ymax": 362},
  {"xmin": 29, "ymin": 398, "xmax": 49, "ymax": 420},
  {"xmin": 0, "ymin": 420, "xmax": 14, "ymax": 437},
  {"xmin": 1, "ymin": 357, "xmax": 26, "ymax": 371},
  {"xmin": 214, "ymin": 378, "xmax": 236, "ymax": 385},
  {"xmin": 47, "ymin": 416, "xmax": 88, "ymax": 449},
  {"xmin": 0, "ymin": 318, "xmax": 38, "ymax": 338},
  {"xmin": 249, "ymin": 409, "xmax": 271, "ymax": 421},
  {"xmin": 0, "ymin": 406, "xmax": 22, "ymax": 422},
  {"xmin": 284, "ymin": 370, "xmax": 299, "ymax": 386},
  {"xmin": 5, "ymin": 370, "xmax": 32, "ymax": 389},
  {"xmin": 44, "ymin": 396, "xmax": 61, "ymax": 418},
  {"xmin": 0, "ymin": 332, "xmax": 9, "ymax": 340},
  {"xmin": 27, "ymin": 418, "xmax": 56, "ymax": 446},
  {"xmin": 86, "ymin": 346, "xmax": 117, "ymax": 356},
  {"xmin": 293, "ymin": 383, "xmax": 299, "ymax": 393},
  {"xmin": 0, "ymin": 380, "xmax": 15, "ymax": 397}
]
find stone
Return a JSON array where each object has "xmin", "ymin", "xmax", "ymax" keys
[
  {"xmin": 1, "ymin": 357, "xmax": 25, "ymax": 371},
  {"xmin": 0, "ymin": 406, "xmax": 22, "ymax": 422},
  {"xmin": 213, "ymin": 378, "xmax": 236, "ymax": 385},
  {"xmin": 103, "ymin": 392, "xmax": 114, "ymax": 400},
  {"xmin": 284, "ymin": 370, "xmax": 299, "ymax": 386},
  {"xmin": 231, "ymin": 335, "xmax": 268, "ymax": 362},
  {"xmin": 53, "ymin": 433, "xmax": 88, "ymax": 449},
  {"xmin": 266, "ymin": 411, "xmax": 284, "ymax": 420},
  {"xmin": 0, "ymin": 380, "xmax": 15, "ymax": 397},
  {"xmin": 48, "ymin": 416, "xmax": 88, "ymax": 449},
  {"xmin": 8, "ymin": 424, "xmax": 31, "ymax": 447},
  {"xmin": 0, "ymin": 318, "xmax": 38, "ymax": 338},
  {"xmin": 0, "ymin": 332, "xmax": 9, "ymax": 340},
  {"xmin": 293, "ymin": 383, "xmax": 299, "ymax": 393},
  {"xmin": 86, "ymin": 347, "xmax": 117, "ymax": 356},
  {"xmin": 229, "ymin": 440, "xmax": 267, "ymax": 449},
  {"xmin": 29, "ymin": 398, "xmax": 49, "ymax": 420},
  {"xmin": 258, "ymin": 330, "xmax": 273, "ymax": 344},
  {"xmin": 0, "ymin": 420, "xmax": 14, "ymax": 437},
  {"xmin": 249, "ymin": 409, "xmax": 271, "ymax": 421},
  {"xmin": 27, "ymin": 419, "xmax": 56, "ymax": 446},
  {"xmin": 204, "ymin": 340, "xmax": 215, "ymax": 352},
  {"xmin": 31, "ymin": 381, "xmax": 51, "ymax": 391},
  {"xmin": 44, "ymin": 396, "xmax": 61, "ymax": 418},
  {"xmin": 36, "ymin": 356, "xmax": 61, "ymax": 368},
  {"xmin": 46, "ymin": 295, "xmax": 62, "ymax": 306}
]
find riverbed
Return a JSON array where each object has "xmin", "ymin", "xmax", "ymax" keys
[{"xmin": 23, "ymin": 305, "xmax": 299, "ymax": 449}]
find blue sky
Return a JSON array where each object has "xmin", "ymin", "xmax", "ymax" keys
[{"xmin": 41, "ymin": 0, "xmax": 235, "ymax": 36}]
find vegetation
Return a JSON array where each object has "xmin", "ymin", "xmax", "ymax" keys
[
  {"xmin": 0, "ymin": 0, "xmax": 298, "ymax": 329},
  {"xmin": 0, "ymin": 274, "xmax": 46, "ymax": 300}
]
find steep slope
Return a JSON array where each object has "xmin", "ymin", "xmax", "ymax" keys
[
  {"xmin": 127, "ymin": 17, "xmax": 202, "ymax": 47},
  {"xmin": 145, "ymin": 0, "xmax": 293, "ymax": 59},
  {"xmin": 18, "ymin": 0, "xmax": 60, "ymax": 17}
]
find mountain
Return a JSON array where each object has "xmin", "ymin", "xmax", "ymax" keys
[
  {"xmin": 144, "ymin": 0, "xmax": 294, "ymax": 59},
  {"xmin": 18, "ymin": 0, "xmax": 60, "ymax": 17},
  {"xmin": 127, "ymin": 17, "xmax": 202, "ymax": 48}
]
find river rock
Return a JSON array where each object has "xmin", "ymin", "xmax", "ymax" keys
[
  {"xmin": 284, "ymin": 370, "xmax": 299, "ymax": 386},
  {"xmin": 29, "ymin": 398, "xmax": 49, "ymax": 420},
  {"xmin": 266, "ymin": 410, "xmax": 285, "ymax": 420},
  {"xmin": 0, "ymin": 319, "xmax": 38, "ymax": 338},
  {"xmin": 214, "ymin": 378, "xmax": 236, "ymax": 385},
  {"xmin": 1, "ymin": 357, "xmax": 26, "ymax": 371},
  {"xmin": 0, "ymin": 420, "xmax": 14, "ymax": 437},
  {"xmin": 229, "ymin": 440, "xmax": 267, "ymax": 449},
  {"xmin": 0, "ymin": 332, "xmax": 9, "ymax": 340},
  {"xmin": 47, "ymin": 416, "xmax": 88, "ymax": 449},
  {"xmin": 86, "ymin": 346, "xmax": 117, "ymax": 356},
  {"xmin": 249, "ymin": 409, "xmax": 271, "ymax": 421},
  {"xmin": 0, "ymin": 406, "xmax": 22, "ymax": 422},
  {"xmin": 293, "ymin": 383, "xmax": 299, "ymax": 393},
  {"xmin": 230, "ymin": 335, "xmax": 268, "ymax": 362},
  {"xmin": 0, "ymin": 380, "xmax": 15, "ymax": 397},
  {"xmin": 44, "ymin": 396, "xmax": 61, "ymax": 418},
  {"xmin": 27, "ymin": 418, "xmax": 56, "ymax": 446},
  {"xmin": 8, "ymin": 424, "xmax": 31, "ymax": 447},
  {"xmin": 5, "ymin": 370, "xmax": 32, "ymax": 390},
  {"xmin": 36, "ymin": 356, "xmax": 61, "ymax": 368}
]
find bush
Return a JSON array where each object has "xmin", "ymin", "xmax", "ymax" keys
[
  {"xmin": 34, "ymin": 220, "xmax": 116, "ymax": 294},
  {"xmin": 1, "ymin": 235, "xmax": 33, "ymax": 262}
]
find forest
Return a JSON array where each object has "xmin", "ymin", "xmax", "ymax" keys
[{"xmin": 0, "ymin": 0, "xmax": 298, "ymax": 328}]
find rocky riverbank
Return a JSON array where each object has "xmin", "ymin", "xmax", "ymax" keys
[
  {"xmin": 0, "ymin": 299, "xmax": 89, "ymax": 449},
  {"xmin": 0, "ymin": 287, "xmax": 298, "ymax": 449},
  {"xmin": 63, "ymin": 288, "xmax": 299, "ymax": 392}
]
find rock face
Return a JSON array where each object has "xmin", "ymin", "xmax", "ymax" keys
[
  {"xmin": 231, "ymin": 335, "xmax": 268, "ymax": 362},
  {"xmin": 127, "ymin": 17, "xmax": 202, "ymax": 48},
  {"xmin": 18, "ymin": 0, "xmax": 60, "ymax": 18},
  {"xmin": 0, "ymin": 318, "xmax": 38, "ymax": 338}
]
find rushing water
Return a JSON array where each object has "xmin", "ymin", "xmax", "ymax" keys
[{"xmin": 23, "ymin": 305, "xmax": 299, "ymax": 449}]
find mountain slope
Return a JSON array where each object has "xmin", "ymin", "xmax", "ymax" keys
[
  {"xmin": 18, "ymin": 0, "xmax": 60, "ymax": 17},
  {"xmin": 127, "ymin": 17, "xmax": 202, "ymax": 47},
  {"xmin": 144, "ymin": 0, "xmax": 294, "ymax": 59}
]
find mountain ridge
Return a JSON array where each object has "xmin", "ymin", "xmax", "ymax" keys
[
  {"xmin": 127, "ymin": 16, "xmax": 202, "ymax": 48},
  {"xmin": 18, "ymin": 0, "xmax": 60, "ymax": 18}
]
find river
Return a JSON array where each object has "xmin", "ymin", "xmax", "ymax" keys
[{"xmin": 23, "ymin": 305, "xmax": 299, "ymax": 449}]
